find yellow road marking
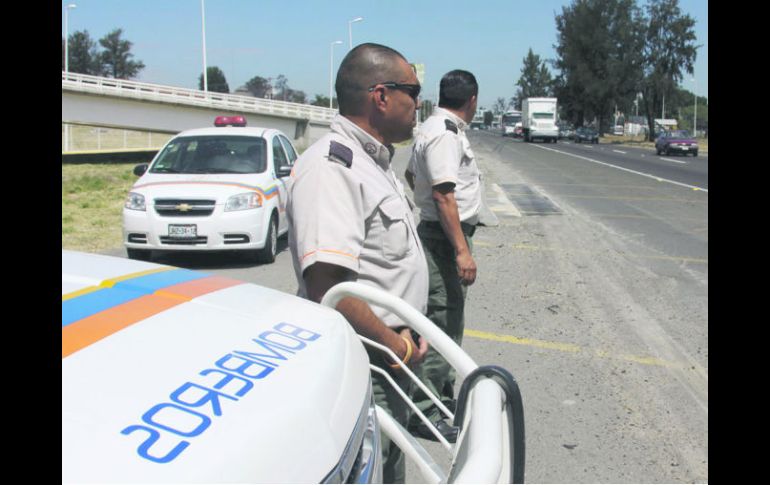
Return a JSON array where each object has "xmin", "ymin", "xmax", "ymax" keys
[{"xmin": 465, "ymin": 328, "xmax": 680, "ymax": 369}]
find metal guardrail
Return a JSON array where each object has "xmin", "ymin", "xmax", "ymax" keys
[{"xmin": 62, "ymin": 72, "xmax": 337, "ymax": 124}]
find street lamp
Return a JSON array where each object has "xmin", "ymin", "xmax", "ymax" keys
[
  {"xmin": 329, "ymin": 41, "xmax": 343, "ymax": 109},
  {"xmin": 348, "ymin": 16, "xmax": 363, "ymax": 50},
  {"xmin": 691, "ymin": 77, "xmax": 697, "ymax": 137},
  {"xmin": 201, "ymin": 0, "xmax": 208, "ymax": 92},
  {"xmin": 64, "ymin": 3, "xmax": 77, "ymax": 76}
]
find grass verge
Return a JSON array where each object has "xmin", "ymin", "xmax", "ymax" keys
[{"xmin": 62, "ymin": 163, "xmax": 137, "ymax": 252}]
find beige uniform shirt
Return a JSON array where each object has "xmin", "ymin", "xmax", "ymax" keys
[
  {"xmin": 408, "ymin": 107, "xmax": 482, "ymax": 224},
  {"xmin": 287, "ymin": 115, "xmax": 429, "ymax": 326}
]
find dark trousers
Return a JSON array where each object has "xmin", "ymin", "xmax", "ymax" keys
[
  {"xmin": 409, "ymin": 220, "xmax": 474, "ymax": 424},
  {"xmin": 367, "ymin": 347, "xmax": 410, "ymax": 483}
]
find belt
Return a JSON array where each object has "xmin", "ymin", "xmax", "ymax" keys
[{"xmin": 419, "ymin": 220, "xmax": 476, "ymax": 237}]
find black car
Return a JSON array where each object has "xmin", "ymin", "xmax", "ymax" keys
[
  {"xmin": 574, "ymin": 127, "xmax": 599, "ymax": 144},
  {"xmin": 655, "ymin": 130, "xmax": 698, "ymax": 156}
]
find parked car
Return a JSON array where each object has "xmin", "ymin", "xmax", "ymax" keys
[
  {"xmin": 655, "ymin": 129, "xmax": 698, "ymax": 156},
  {"xmin": 123, "ymin": 116, "xmax": 296, "ymax": 264},
  {"xmin": 62, "ymin": 250, "xmax": 525, "ymax": 483},
  {"xmin": 558, "ymin": 125, "xmax": 575, "ymax": 140},
  {"xmin": 574, "ymin": 127, "xmax": 599, "ymax": 144}
]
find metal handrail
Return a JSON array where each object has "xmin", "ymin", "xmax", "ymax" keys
[
  {"xmin": 321, "ymin": 282, "xmax": 519, "ymax": 484},
  {"xmin": 62, "ymin": 72, "xmax": 336, "ymax": 124}
]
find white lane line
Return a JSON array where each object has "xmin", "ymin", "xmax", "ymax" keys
[
  {"xmin": 660, "ymin": 157, "xmax": 688, "ymax": 164},
  {"xmin": 612, "ymin": 149, "xmax": 627, "ymax": 154},
  {"xmin": 532, "ymin": 144, "xmax": 708, "ymax": 193}
]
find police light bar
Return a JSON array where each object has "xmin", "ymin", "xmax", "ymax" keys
[{"xmin": 214, "ymin": 116, "xmax": 247, "ymax": 127}]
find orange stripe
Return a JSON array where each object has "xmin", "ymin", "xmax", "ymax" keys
[
  {"xmin": 62, "ymin": 276, "xmax": 243, "ymax": 358},
  {"xmin": 301, "ymin": 248, "xmax": 359, "ymax": 262},
  {"xmin": 132, "ymin": 182, "xmax": 279, "ymax": 199}
]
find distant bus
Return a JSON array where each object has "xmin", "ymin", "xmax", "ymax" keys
[{"xmin": 501, "ymin": 110, "xmax": 522, "ymax": 137}]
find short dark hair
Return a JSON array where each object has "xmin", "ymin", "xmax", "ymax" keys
[
  {"xmin": 335, "ymin": 43, "xmax": 409, "ymax": 116},
  {"xmin": 439, "ymin": 70, "xmax": 478, "ymax": 109}
]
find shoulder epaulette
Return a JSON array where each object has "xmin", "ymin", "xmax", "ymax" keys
[
  {"xmin": 328, "ymin": 140, "xmax": 353, "ymax": 168},
  {"xmin": 445, "ymin": 119, "xmax": 458, "ymax": 134}
]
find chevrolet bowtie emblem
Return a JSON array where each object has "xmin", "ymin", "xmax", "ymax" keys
[{"xmin": 176, "ymin": 203, "xmax": 193, "ymax": 212}]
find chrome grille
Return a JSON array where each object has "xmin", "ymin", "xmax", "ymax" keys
[{"xmin": 154, "ymin": 199, "xmax": 216, "ymax": 217}]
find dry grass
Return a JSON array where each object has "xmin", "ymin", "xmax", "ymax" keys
[{"xmin": 62, "ymin": 163, "xmax": 137, "ymax": 252}]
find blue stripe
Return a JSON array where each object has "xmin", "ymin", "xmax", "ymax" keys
[{"xmin": 61, "ymin": 269, "xmax": 209, "ymax": 327}]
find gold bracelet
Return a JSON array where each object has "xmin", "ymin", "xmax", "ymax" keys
[{"xmin": 389, "ymin": 336, "xmax": 413, "ymax": 369}]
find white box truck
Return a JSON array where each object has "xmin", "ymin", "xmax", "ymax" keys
[{"xmin": 522, "ymin": 97, "xmax": 559, "ymax": 143}]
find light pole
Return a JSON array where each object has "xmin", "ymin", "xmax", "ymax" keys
[
  {"xmin": 329, "ymin": 41, "xmax": 343, "ymax": 109},
  {"xmin": 201, "ymin": 0, "xmax": 208, "ymax": 92},
  {"xmin": 64, "ymin": 3, "xmax": 77, "ymax": 76},
  {"xmin": 691, "ymin": 77, "xmax": 698, "ymax": 137},
  {"xmin": 64, "ymin": 3, "xmax": 77, "ymax": 154},
  {"xmin": 348, "ymin": 17, "xmax": 363, "ymax": 50}
]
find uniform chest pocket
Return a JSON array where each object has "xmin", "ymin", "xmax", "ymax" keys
[{"xmin": 378, "ymin": 197, "xmax": 412, "ymax": 260}]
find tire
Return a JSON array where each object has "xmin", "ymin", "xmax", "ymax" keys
[
  {"xmin": 251, "ymin": 214, "xmax": 278, "ymax": 264},
  {"xmin": 127, "ymin": 248, "xmax": 152, "ymax": 261}
]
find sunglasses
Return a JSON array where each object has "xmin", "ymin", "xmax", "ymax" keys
[{"xmin": 368, "ymin": 82, "xmax": 421, "ymax": 101}]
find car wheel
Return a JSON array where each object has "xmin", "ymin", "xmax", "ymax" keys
[
  {"xmin": 251, "ymin": 214, "xmax": 278, "ymax": 264},
  {"xmin": 127, "ymin": 248, "xmax": 152, "ymax": 261}
]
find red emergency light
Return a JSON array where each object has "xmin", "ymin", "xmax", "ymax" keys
[{"xmin": 214, "ymin": 116, "xmax": 247, "ymax": 127}]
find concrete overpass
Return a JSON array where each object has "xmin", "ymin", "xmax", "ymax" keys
[{"xmin": 62, "ymin": 72, "xmax": 337, "ymax": 154}]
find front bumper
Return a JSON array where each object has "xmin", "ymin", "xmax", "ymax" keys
[
  {"xmin": 666, "ymin": 144, "xmax": 698, "ymax": 154},
  {"xmin": 123, "ymin": 207, "xmax": 268, "ymax": 251}
]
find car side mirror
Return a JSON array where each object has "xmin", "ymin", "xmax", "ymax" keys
[
  {"xmin": 276, "ymin": 165, "xmax": 292, "ymax": 178},
  {"xmin": 133, "ymin": 164, "xmax": 148, "ymax": 176}
]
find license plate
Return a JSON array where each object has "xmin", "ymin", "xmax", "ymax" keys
[
  {"xmin": 168, "ymin": 224, "xmax": 197, "ymax": 238},
  {"xmin": 681, "ymin": 146, "xmax": 689, "ymax": 150}
]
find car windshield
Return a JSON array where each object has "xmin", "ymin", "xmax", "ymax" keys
[
  {"xmin": 669, "ymin": 130, "xmax": 691, "ymax": 139},
  {"xmin": 150, "ymin": 136, "xmax": 268, "ymax": 174}
]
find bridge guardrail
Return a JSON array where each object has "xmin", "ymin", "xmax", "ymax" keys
[{"xmin": 62, "ymin": 72, "xmax": 337, "ymax": 124}]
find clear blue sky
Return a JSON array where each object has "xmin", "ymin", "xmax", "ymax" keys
[{"xmin": 62, "ymin": 0, "xmax": 708, "ymax": 109}]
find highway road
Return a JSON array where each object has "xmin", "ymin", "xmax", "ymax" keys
[{"xmin": 109, "ymin": 129, "xmax": 708, "ymax": 483}]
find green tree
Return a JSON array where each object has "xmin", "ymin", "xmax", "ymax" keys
[
  {"xmin": 65, "ymin": 30, "xmax": 105, "ymax": 75},
  {"xmin": 513, "ymin": 48, "xmax": 554, "ymax": 110},
  {"xmin": 274, "ymin": 74, "xmax": 289, "ymax": 101},
  {"xmin": 639, "ymin": 0, "xmax": 699, "ymax": 140},
  {"xmin": 493, "ymin": 97, "xmax": 508, "ymax": 115},
  {"xmin": 244, "ymin": 76, "xmax": 273, "ymax": 98},
  {"xmin": 98, "ymin": 28, "xmax": 145, "ymax": 79},
  {"xmin": 199, "ymin": 66, "xmax": 229, "ymax": 93},
  {"xmin": 554, "ymin": 0, "xmax": 645, "ymax": 131},
  {"xmin": 311, "ymin": 94, "xmax": 338, "ymax": 108},
  {"xmin": 483, "ymin": 111, "xmax": 494, "ymax": 127},
  {"xmin": 284, "ymin": 88, "xmax": 307, "ymax": 104}
]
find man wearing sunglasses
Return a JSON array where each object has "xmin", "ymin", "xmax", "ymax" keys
[
  {"xmin": 287, "ymin": 43, "xmax": 427, "ymax": 483},
  {"xmin": 405, "ymin": 70, "xmax": 482, "ymax": 444}
]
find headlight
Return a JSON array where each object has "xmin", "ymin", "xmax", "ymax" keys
[
  {"xmin": 322, "ymin": 379, "xmax": 382, "ymax": 484},
  {"xmin": 124, "ymin": 192, "xmax": 146, "ymax": 211},
  {"xmin": 225, "ymin": 192, "xmax": 262, "ymax": 211}
]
